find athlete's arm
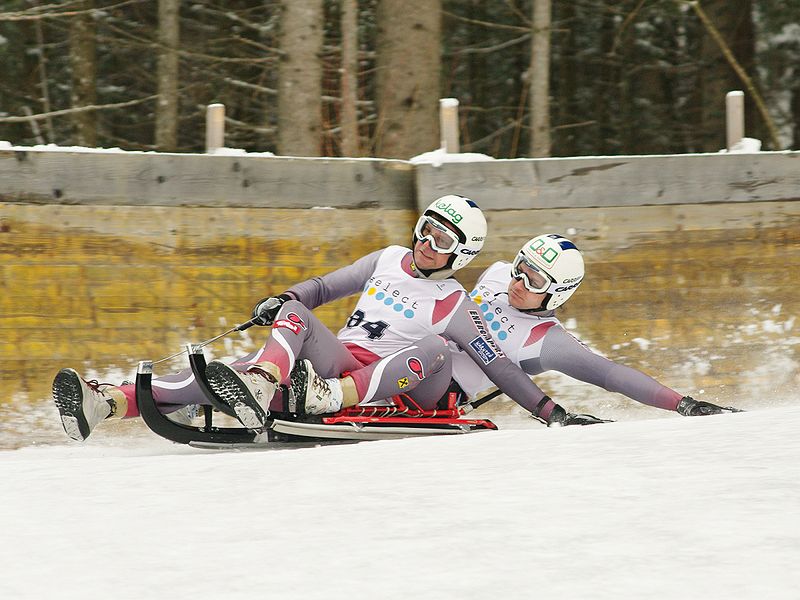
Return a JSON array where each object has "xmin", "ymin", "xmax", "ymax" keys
[
  {"xmin": 442, "ymin": 299, "xmax": 559, "ymax": 419},
  {"xmin": 533, "ymin": 326, "xmax": 682, "ymax": 411},
  {"xmin": 285, "ymin": 249, "xmax": 384, "ymax": 310}
]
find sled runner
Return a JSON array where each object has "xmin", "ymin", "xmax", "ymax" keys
[{"xmin": 136, "ymin": 343, "xmax": 499, "ymax": 447}]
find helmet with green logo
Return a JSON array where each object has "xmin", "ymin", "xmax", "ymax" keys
[
  {"xmin": 515, "ymin": 234, "xmax": 584, "ymax": 310},
  {"xmin": 412, "ymin": 195, "xmax": 487, "ymax": 279}
]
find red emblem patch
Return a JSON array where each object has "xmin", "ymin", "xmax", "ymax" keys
[
  {"xmin": 407, "ymin": 357, "xmax": 425, "ymax": 380},
  {"xmin": 274, "ymin": 312, "xmax": 307, "ymax": 335}
]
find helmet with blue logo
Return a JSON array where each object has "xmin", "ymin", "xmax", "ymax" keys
[
  {"xmin": 513, "ymin": 234, "xmax": 584, "ymax": 310},
  {"xmin": 412, "ymin": 195, "xmax": 487, "ymax": 279}
]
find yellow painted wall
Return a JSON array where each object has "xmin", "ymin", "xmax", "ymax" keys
[{"xmin": 1, "ymin": 201, "xmax": 799, "ymax": 419}]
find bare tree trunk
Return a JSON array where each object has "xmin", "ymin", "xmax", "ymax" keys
[
  {"xmin": 69, "ymin": 0, "xmax": 96, "ymax": 146},
  {"xmin": 32, "ymin": 14, "xmax": 55, "ymax": 143},
  {"xmin": 340, "ymin": 0, "xmax": 360, "ymax": 157},
  {"xmin": 621, "ymin": 7, "xmax": 669, "ymax": 154},
  {"xmin": 155, "ymin": 0, "xmax": 180, "ymax": 151},
  {"xmin": 554, "ymin": 0, "xmax": 576, "ymax": 157},
  {"xmin": 529, "ymin": 0, "xmax": 551, "ymax": 157},
  {"xmin": 597, "ymin": 9, "xmax": 618, "ymax": 155},
  {"xmin": 375, "ymin": 0, "xmax": 441, "ymax": 159},
  {"xmin": 792, "ymin": 84, "xmax": 800, "ymax": 150},
  {"xmin": 699, "ymin": 0, "xmax": 755, "ymax": 151},
  {"xmin": 277, "ymin": 0, "xmax": 324, "ymax": 156}
]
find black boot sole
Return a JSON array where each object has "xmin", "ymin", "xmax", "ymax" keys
[
  {"xmin": 205, "ymin": 362, "xmax": 269, "ymax": 429},
  {"xmin": 52, "ymin": 368, "xmax": 89, "ymax": 441}
]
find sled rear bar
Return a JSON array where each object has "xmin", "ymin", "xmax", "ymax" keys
[
  {"xmin": 185, "ymin": 344, "xmax": 237, "ymax": 418},
  {"xmin": 137, "ymin": 359, "xmax": 263, "ymax": 445}
]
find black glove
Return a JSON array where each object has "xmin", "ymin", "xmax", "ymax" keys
[
  {"xmin": 676, "ymin": 396, "xmax": 743, "ymax": 416},
  {"xmin": 543, "ymin": 402, "xmax": 567, "ymax": 426},
  {"xmin": 251, "ymin": 294, "xmax": 291, "ymax": 326},
  {"xmin": 562, "ymin": 412, "xmax": 613, "ymax": 426},
  {"xmin": 537, "ymin": 401, "xmax": 612, "ymax": 427}
]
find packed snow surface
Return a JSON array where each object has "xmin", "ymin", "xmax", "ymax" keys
[{"xmin": 2, "ymin": 406, "xmax": 799, "ymax": 599}]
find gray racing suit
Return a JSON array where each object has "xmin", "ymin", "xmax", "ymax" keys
[
  {"xmin": 451, "ymin": 262, "xmax": 684, "ymax": 411},
  {"xmin": 118, "ymin": 246, "xmax": 560, "ymax": 420}
]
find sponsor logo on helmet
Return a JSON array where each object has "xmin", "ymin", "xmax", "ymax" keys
[
  {"xmin": 460, "ymin": 248, "xmax": 480, "ymax": 255},
  {"xmin": 554, "ymin": 282, "xmax": 580, "ymax": 293},
  {"xmin": 529, "ymin": 238, "xmax": 559, "ymax": 266},
  {"xmin": 471, "ymin": 236, "xmax": 485, "ymax": 242},
  {"xmin": 435, "ymin": 200, "xmax": 463, "ymax": 224},
  {"xmin": 562, "ymin": 276, "xmax": 583, "ymax": 284}
]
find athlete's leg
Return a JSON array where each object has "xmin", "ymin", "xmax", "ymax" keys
[
  {"xmin": 114, "ymin": 300, "xmax": 359, "ymax": 418},
  {"xmin": 205, "ymin": 300, "xmax": 367, "ymax": 425},
  {"xmin": 234, "ymin": 300, "xmax": 363, "ymax": 385},
  {"xmin": 108, "ymin": 341, "xmax": 273, "ymax": 418},
  {"xmin": 347, "ymin": 335, "xmax": 453, "ymax": 409}
]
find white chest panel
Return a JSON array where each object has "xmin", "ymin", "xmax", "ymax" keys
[
  {"xmin": 453, "ymin": 262, "xmax": 562, "ymax": 397},
  {"xmin": 336, "ymin": 246, "xmax": 466, "ymax": 356}
]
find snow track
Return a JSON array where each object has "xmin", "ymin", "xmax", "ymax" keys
[{"xmin": 2, "ymin": 406, "xmax": 799, "ymax": 599}]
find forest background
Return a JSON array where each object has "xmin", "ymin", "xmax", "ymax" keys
[{"xmin": 0, "ymin": 0, "xmax": 797, "ymax": 160}]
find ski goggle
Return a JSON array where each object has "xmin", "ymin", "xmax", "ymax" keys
[
  {"xmin": 414, "ymin": 215, "xmax": 460, "ymax": 254},
  {"xmin": 511, "ymin": 253, "xmax": 556, "ymax": 293}
]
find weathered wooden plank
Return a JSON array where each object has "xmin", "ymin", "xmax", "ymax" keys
[
  {"xmin": 416, "ymin": 152, "xmax": 800, "ymax": 210},
  {"xmin": 3, "ymin": 148, "xmax": 799, "ymax": 213},
  {"xmin": 0, "ymin": 150, "xmax": 416, "ymax": 209}
]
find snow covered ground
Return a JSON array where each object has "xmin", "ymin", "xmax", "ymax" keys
[{"xmin": 2, "ymin": 405, "xmax": 799, "ymax": 599}]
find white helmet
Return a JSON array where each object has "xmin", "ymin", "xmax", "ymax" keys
[
  {"xmin": 513, "ymin": 234, "xmax": 584, "ymax": 310},
  {"xmin": 411, "ymin": 195, "xmax": 487, "ymax": 279}
]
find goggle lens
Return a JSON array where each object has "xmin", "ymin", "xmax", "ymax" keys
[
  {"xmin": 414, "ymin": 216, "xmax": 459, "ymax": 254},
  {"xmin": 511, "ymin": 254, "xmax": 553, "ymax": 293}
]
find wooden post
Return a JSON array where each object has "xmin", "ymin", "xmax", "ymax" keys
[
  {"xmin": 439, "ymin": 98, "xmax": 460, "ymax": 153},
  {"xmin": 725, "ymin": 91, "xmax": 745, "ymax": 151},
  {"xmin": 205, "ymin": 103, "xmax": 225, "ymax": 153}
]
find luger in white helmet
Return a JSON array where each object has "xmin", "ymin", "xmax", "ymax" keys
[
  {"xmin": 411, "ymin": 194, "xmax": 487, "ymax": 280},
  {"xmin": 511, "ymin": 233, "xmax": 585, "ymax": 310}
]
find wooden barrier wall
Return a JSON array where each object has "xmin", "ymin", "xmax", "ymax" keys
[
  {"xmin": 415, "ymin": 152, "xmax": 800, "ymax": 210},
  {"xmin": 0, "ymin": 204, "xmax": 415, "ymax": 407},
  {"xmin": 2, "ymin": 200, "xmax": 798, "ymax": 419},
  {"xmin": 2, "ymin": 149, "xmax": 799, "ymax": 210},
  {"xmin": 0, "ymin": 150, "xmax": 414, "ymax": 208}
]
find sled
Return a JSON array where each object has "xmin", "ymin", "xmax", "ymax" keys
[{"xmin": 136, "ymin": 343, "xmax": 498, "ymax": 448}]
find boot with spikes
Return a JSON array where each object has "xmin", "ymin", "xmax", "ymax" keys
[{"xmin": 52, "ymin": 368, "xmax": 128, "ymax": 441}]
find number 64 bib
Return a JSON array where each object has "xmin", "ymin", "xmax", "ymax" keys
[{"xmin": 336, "ymin": 246, "xmax": 466, "ymax": 357}]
